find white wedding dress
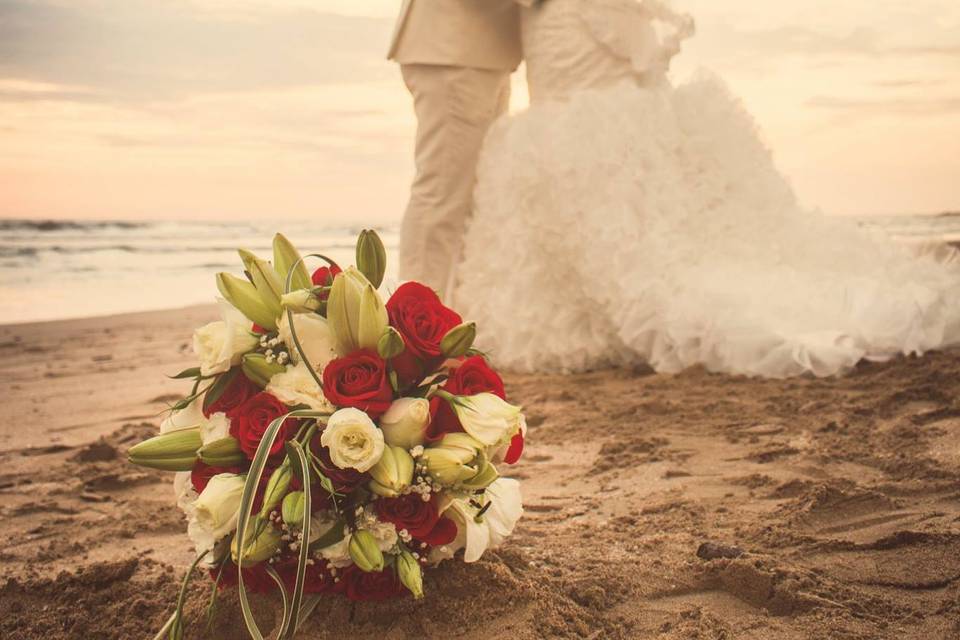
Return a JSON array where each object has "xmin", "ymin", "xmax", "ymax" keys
[{"xmin": 455, "ymin": 0, "xmax": 960, "ymax": 378}]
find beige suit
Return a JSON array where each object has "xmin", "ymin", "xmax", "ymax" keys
[{"xmin": 390, "ymin": 0, "xmax": 526, "ymax": 299}]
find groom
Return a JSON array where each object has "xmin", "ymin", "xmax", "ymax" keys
[{"xmin": 389, "ymin": 0, "xmax": 529, "ymax": 299}]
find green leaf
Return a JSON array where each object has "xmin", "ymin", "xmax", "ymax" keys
[
  {"xmin": 202, "ymin": 368, "xmax": 239, "ymax": 414},
  {"xmin": 169, "ymin": 366, "xmax": 202, "ymax": 380},
  {"xmin": 307, "ymin": 520, "xmax": 345, "ymax": 552},
  {"xmin": 280, "ymin": 440, "xmax": 312, "ymax": 639}
]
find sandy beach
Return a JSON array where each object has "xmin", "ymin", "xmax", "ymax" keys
[{"xmin": 2, "ymin": 305, "xmax": 959, "ymax": 639}]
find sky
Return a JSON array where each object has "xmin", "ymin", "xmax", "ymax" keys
[{"xmin": 0, "ymin": 0, "xmax": 958, "ymax": 224}]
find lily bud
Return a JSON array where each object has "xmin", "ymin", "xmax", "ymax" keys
[
  {"xmin": 128, "ymin": 428, "xmax": 201, "ymax": 471},
  {"xmin": 280, "ymin": 289, "xmax": 321, "ymax": 314},
  {"xmin": 244, "ymin": 254, "xmax": 284, "ymax": 322},
  {"xmin": 440, "ymin": 391, "xmax": 524, "ymax": 447},
  {"xmin": 368, "ymin": 445, "xmax": 415, "ymax": 497},
  {"xmin": 281, "ymin": 491, "xmax": 306, "ymax": 528},
  {"xmin": 349, "ymin": 530, "xmax": 384, "ymax": 572},
  {"xmin": 232, "ymin": 517, "xmax": 282, "ymax": 565},
  {"xmin": 420, "ymin": 433, "xmax": 498, "ymax": 489},
  {"xmin": 273, "ymin": 233, "xmax": 312, "ymax": 291},
  {"xmin": 377, "ymin": 326, "xmax": 406, "ymax": 360},
  {"xmin": 327, "ymin": 267, "xmax": 388, "ymax": 355},
  {"xmin": 355, "ymin": 229, "xmax": 387, "ymax": 289},
  {"xmin": 397, "ymin": 549, "xmax": 424, "ymax": 599},
  {"xmin": 258, "ymin": 461, "xmax": 292, "ymax": 518},
  {"xmin": 379, "ymin": 397, "xmax": 430, "ymax": 448},
  {"xmin": 198, "ymin": 436, "xmax": 246, "ymax": 467},
  {"xmin": 440, "ymin": 322, "xmax": 476, "ymax": 358},
  {"xmin": 216, "ymin": 272, "xmax": 278, "ymax": 331},
  {"xmin": 241, "ymin": 353, "xmax": 286, "ymax": 388}
]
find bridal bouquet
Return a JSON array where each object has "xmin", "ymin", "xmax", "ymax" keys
[{"xmin": 128, "ymin": 231, "xmax": 525, "ymax": 639}]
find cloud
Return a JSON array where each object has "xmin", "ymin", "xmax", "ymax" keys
[{"xmin": 0, "ymin": 0, "xmax": 394, "ymax": 104}]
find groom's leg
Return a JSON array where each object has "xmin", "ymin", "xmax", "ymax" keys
[{"xmin": 399, "ymin": 64, "xmax": 511, "ymax": 297}]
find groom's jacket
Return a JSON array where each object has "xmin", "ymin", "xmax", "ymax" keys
[{"xmin": 388, "ymin": 0, "xmax": 526, "ymax": 71}]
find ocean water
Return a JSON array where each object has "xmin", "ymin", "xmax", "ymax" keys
[
  {"xmin": 0, "ymin": 219, "xmax": 400, "ymax": 325},
  {"xmin": 0, "ymin": 214, "xmax": 957, "ymax": 325}
]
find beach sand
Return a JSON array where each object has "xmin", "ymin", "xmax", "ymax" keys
[{"xmin": 2, "ymin": 306, "xmax": 959, "ymax": 639}]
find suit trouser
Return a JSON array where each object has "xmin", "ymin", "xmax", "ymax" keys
[{"xmin": 399, "ymin": 64, "xmax": 511, "ymax": 300}]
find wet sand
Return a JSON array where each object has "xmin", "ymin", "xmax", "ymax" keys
[{"xmin": 2, "ymin": 305, "xmax": 959, "ymax": 639}]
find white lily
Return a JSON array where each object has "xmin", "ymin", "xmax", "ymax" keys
[
  {"xmin": 442, "ymin": 392, "xmax": 524, "ymax": 447},
  {"xmin": 436, "ymin": 477, "xmax": 523, "ymax": 563}
]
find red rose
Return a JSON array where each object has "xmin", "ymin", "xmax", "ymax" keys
[
  {"xmin": 376, "ymin": 494, "xmax": 457, "ymax": 546},
  {"xmin": 276, "ymin": 557, "xmax": 336, "ymax": 594},
  {"xmin": 427, "ymin": 356, "xmax": 506, "ymax": 442},
  {"xmin": 203, "ymin": 369, "xmax": 260, "ymax": 418},
  {"xmin": 321, "ymin": 350, "xmax": 393, "ymax": 419},
  {"xmin": 211, "ymin": 561, "xmax": 276, "ymax": 594},
  {"xmin": 311, "ymin": 263, "xmax": 342, "ymax": 300},
  {"xmin": 340, "ymin": 565, "xmax": 405, "ymax": 601},
  {"xmin": 228, "ymin": 392, "xmax": 298, "ymax": 459},
  {"xmin": 386, "ymin": 282, "xmax": 462, "ymax": 385}
]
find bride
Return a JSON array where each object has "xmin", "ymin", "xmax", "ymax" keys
[{"xmin": 454, "ymin": 0, "xmax": 960, "ymax": 378}]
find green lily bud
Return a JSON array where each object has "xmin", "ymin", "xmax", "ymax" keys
[
  {"xmin": 377, "ymin": 326, "xmax": 406, "ymax": 360},
  {"xmin": 349, "ymin": 529, "xmax": 384, "ymax": 572},
  {"xmin": 242, "ymin": 353, "xmax": 285, "ymax": 388},
  {"xmin": 327, "ymin": 267, "xmax": 388, "ymax": 355},
  {"xmin": 355, "ymin": 229, "xmax": 387, "ymax": 289},
  {"xmin": 245, "ymin": 254, "xmax": 284, "ymax": 322},
  {"xmin": 232, "ymin": 517, "xmax": 282, "ymax": 565},
  {"xmin": 197, "ymin": 436, "xmax": 246, "ymax": 467},
  {"xmin": 128, "ymin": 428, "xmax": 201, "ymax": 471},
  {"xmin": 216, "ymin": 272, "xmax": 278, "ymax": 330},
  {"xmin": 281, "ymin": 490, "xmax": 306, "ymax": 528},
  {"xmin": 459, "ymin": 452, "xmax": 499, "ymax": 491},
  {"xmin": 420, "ymin": 433, "xmax": 497, "ymax": 488},
  {"xmin": 258, "ymin": 460, "xmax": 292, "ymax": 518},
  {"xmin": 397, "ymin": 549, "xmax": 424, "ymax": 599},
  {"xmin": 368, "ymin": 445, "xmax": 415, "ymax": 498},
  {"xmin": 280, "ymin": 289, "xmax": 321, "ymax": 313},
  {"xmin": 273, "ymin": 233, "xmax": 312, "ymax": 291},
  {"xmin": 440, "ymin": 322, "xmax": 477, "ymax": 359}
]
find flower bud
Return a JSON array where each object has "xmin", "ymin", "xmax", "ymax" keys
[
  {"xmin": 216, "ymin": 272, "xmax": 277, "ymax": 331},
  {"xmin": 128, "ymin": 428, "xmax": 201, "ymax": 471},
  {"xmin": 397, "ymin": 549, "xmax": 424, "ymax": 599},
  {"xmin": 198, "ymin": 436, "xmax": 246, "ymax": 467},
  {"xmin": 368, "ymin": 445, "xmax": 415, "ymax": 498},
  {"xmin": 232, "ymin": 517, "xmax": 282, "ymax": 565},
  {"xmin": 243, "ymin": 253, "xmax": 284, "ymax": 322},
  {"xmin": 420, "ymin": 433, "xmax": 498, "ymax": 489},
  {"xmin": 258, "ymin": 460, "xmax": 292, "ymax": 518},
  {"xmin": 349, "ymin": 530, "xmax": 384, "ymax": 572},
  {"xmin": 377, "ymin": 326, "xmax": 406, "ymax": 360},
  {"xmin": 355, "ymin": 229, "xmax": 387, "ymax": 289},
  {"xmin": 440, "ymin": 391, "xmax": 524, "ymax": 447},
  {"xmin": 242, "ymin": 353, "xmax": 286, "ymax": 388},
  {"xmin": 440, "ymin": 322, "xmax": 476, "ymax": 359},
  {"xmin": 273, "ymin": 233, "xmax": 311, "ymax": 291},
  {"xmin": 280, "ymin": 289, "xmax": 321, "ymax": 313},
  {"xmin": 281, "ymin": 490, "xmax": 306, "ymax": 528},
  {"xmin": 379, "ymin": 397, "xmax": 429, "ymax": 448},
  {"xmin": 327, "ymin": 267, "xmax": 388, "ymax": 355}
]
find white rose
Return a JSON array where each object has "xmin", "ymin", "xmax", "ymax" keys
[
  {"xmin": 363, "ymin": 519, "xmax": 399, "ymax": 552},
  {"xmin": 278, "ymin": 312, "xmax": 337, "ymax": 373},
  {"xmin": 160, "ymin": 398, "xmax": 203, "ymax": 434},
  {"xmin": 320, "ymin": 408, "xmax": 384, "ymax": 472},
  {"xmin": 200, "ymin": 412, "xmax": 231, "ymax": 445},
  {"xmin": 433, "ymin": 477, "xmax": 523, "ymax": 564},
  {"xmin": 266, "ymin": 361, "xmax": 335, "ymax": 412},
  {"xmin": 193, "ymin": 300, "xmax": 260, "ymax": 377},
  {"xmin": 173, "ymin": 471, "xmax": 198, "ymax": 514},
  {"xmin": 380, "ymin": 397, "xmax": 430, "ymax": 449},
  {"xmin": 187, "ymin": 473, "xmax": 246, "ymax": 556}
]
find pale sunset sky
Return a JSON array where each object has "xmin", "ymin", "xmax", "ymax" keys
[{"xmin": 1, "ymin": 0, "xmax": 958, "ymax": 224}]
